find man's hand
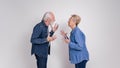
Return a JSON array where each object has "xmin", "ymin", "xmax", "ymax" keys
[
  {"xmin": 52, "ymin": 23, "xmax": 59, "ymax": 32},
  {"xmin": 47, "ymin": 35, "xmax": 57, "ymax": 42}
]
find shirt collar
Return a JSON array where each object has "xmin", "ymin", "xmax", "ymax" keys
[{"xmin": 71, "ymin": 27, "xmax": 78, "ymax": 34}]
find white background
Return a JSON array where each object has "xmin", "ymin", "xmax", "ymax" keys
[{"xmin": 0, "ymin": 0, "xmax": 120, "ymax": 68}]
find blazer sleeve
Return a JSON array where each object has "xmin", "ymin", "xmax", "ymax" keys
[
  {"xmin": 31, "ymin": 24, "xmax": 48, "ymax": 45},
  {"xmin": 69, "ymin": 30, "xmax": 84, "ymax": 50}
]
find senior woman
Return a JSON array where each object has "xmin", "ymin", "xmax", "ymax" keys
[{"xmin": 61, "ymin": 14, "xmax": 89, "ymax": 68}]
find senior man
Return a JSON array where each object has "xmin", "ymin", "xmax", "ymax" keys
[{"xmin": 31, "ymin": 12, "xmax": 58, "ymax": 68}]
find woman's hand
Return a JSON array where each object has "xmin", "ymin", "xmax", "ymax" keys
[
  {"xmin": 60, "ymin": 30, "xmax": 67, "ymax": 37},
  {"xmin": 60, "ymin": 30, "xmax": 70, "ymax": 44},
  {"xmin": 64, "ymin": 38, "xmax": 70, "ymax": 44}
]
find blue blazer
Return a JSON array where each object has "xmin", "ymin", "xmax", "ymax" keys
[
  {"xmin": 68, "ymin": 27, "xmax": 89, "ymax": 64},
  {"xmin": 30, "ymin": 21, "xmax": 54, "ymax": 57}
]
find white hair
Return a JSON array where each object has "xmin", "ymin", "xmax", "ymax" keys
[{"xmin": 42, "ymin": 12, "xmax": 53, "ymax": 21}]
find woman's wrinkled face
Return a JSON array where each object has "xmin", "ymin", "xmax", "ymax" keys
[{"xmin": 68, "ymin": 17, "xmax": 74, "ymax": 28}]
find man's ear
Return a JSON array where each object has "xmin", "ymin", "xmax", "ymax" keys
[
  {"xmin": 45, "ymin": 18, "xmax": 49, "ymax": 23},
  {"xmin": 46, "ymin": 18, "xmax": 51, "ymax": 23}
]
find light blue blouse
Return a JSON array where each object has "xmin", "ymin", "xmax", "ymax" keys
[{"xmin": 68, "ymin": 27, "xmax": 89, "ymax": 64}]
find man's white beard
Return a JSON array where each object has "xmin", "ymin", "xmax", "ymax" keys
[{"xmin": 48, "ymin": 22, "xmax": 54, "ymax": 32}]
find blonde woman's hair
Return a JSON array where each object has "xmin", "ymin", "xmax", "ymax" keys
[{"xmin": 71, "ymin": 14, "xmax": 81, "ymax": 26}]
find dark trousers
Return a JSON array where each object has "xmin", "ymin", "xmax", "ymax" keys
[
  {"xmin": 75, "ymin": 60, "xmax": 88, "ymax": 68},
  {"xmin": 35, "ymin": 54, "xmax": 48, "ymax": 68}
]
